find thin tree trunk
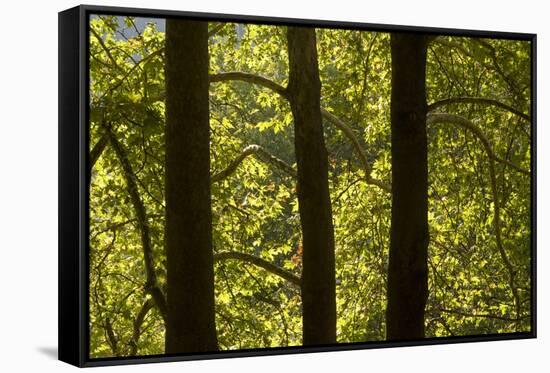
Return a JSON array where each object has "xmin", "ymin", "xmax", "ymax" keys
[
  {"xmin": 386, "ymin": 33, "xmax": 429, "ymax": 340},
  {"xmin": 164, "ymin": 19, "xmax": 218, "ymax": 353},
  {"xmin": 287, "ymin": 26, "xmax": 336, "ymax": 345}
]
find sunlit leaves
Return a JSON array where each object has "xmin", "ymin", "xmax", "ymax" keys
[{"xmin": 89, "ymin": 15, "xmax": 531, "ymax": 357}]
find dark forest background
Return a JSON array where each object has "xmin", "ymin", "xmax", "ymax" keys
[{"xmin": 88, "ymin": 15, "xmax": 531, "ymax": 357}]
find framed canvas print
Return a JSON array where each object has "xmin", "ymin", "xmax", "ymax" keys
[{"xmin": 58, "ymin": 4, "xmax": 536, "ymax": 367}]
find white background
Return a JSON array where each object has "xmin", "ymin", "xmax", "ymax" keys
[{"xmin": 0, "ymin": 0, "xmax": 547, "ymax": 371}]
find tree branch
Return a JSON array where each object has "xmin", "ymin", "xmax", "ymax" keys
[
  {"xmin": 428, "ymin": 97, "xmax": 530, "ymax": 122},
  {"xmin": 208, "ymin": 22, "xmax": 226, "ymax": 38},
  {"xmin": 96, "ymin": 48, "xmax": 164, "ymax": 104},
  {"xmin": 90, "ymin": 133, "xmax": 109, "ymax": 173},
  {"xmin": 209, "ymin": 72, "xmax": 390, "ymax": 193},
  {"xmin": 129, "ymin": 298, "xmax": 155, "ymax": 356},
  {"xmin": 433, "ymin": 38, "xmax": 475, "ymax": 59},
  {"xmin": 104, "ymin": 124, "xmax": 168, "ymax": 322},
  {"xmin": 427, "ymin": 113, "xmax": 523, "ymax": 326},
  {"xmin": 321, "ymin": 108, "xmax": 391, "ymax": 192},
  {"xmin": 472, "ymin": 39, "xmax": 523, "ymax": 99},
  {"xmin": 210, "ymin": 72, "xmax": 289, "ymax": 98},
  {"xmin": 432, "ymin": 38, "xmax": 523, "ymax": 99},
  {"xmin": 214, "ymin": 251, "xmax": 301, "ymax": 287},
  {"xmin": 90, "ymin": 27, "xmax": 120, "ymax": 69},
  {"xmin": 211, "ymin": 144, "xmax": 296, "ymax": 183},
  {"xmin": 427, "ymin": 113, "xmax": 529, "ymax": 175},
  {"xmin": 104, "ymin": 317, "xmax": 119, "ymax": 356}
]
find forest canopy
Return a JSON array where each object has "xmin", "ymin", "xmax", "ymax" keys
[{"xmin": 88, "ymin": 15, "xmax": 532, "ymax": 358}]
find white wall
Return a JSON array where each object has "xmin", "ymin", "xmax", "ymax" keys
[{"xmin": 1, "ymin": 0, "xmax": 546, "ymax": 371}]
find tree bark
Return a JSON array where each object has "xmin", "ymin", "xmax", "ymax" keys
[
  {"xmin": 164, "ymin": 19, "xmax": 218, "ymax": 353},
  {"xmin": 287, "ymin": 26, "xmax": 337, "ymax": 345},
  {"xmin": 386, "ymin": 33, "xmax": 429, "ymax": 340}
]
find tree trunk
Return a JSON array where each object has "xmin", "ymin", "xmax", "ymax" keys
[
  {"xmin": 287, "ymin": 26, "xmax": 337, "ymax": 345},
  {"xmin": 164, "ymin": 19, "xmax": 218, "ymax": 353},
  {"xmin": 386, "ymin": 33, "xmax": 429, "ymax": 340}
]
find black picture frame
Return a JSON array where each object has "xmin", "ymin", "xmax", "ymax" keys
[{"xmin": 59, "ymin": 4, "xmax": 537, "ymax": 367}]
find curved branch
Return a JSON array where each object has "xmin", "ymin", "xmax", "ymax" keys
[
  {"xmin": 104, "ymin": 317, "xmax": 119, "ymax": 356},
  {"xmin": 129, "ymin": 298, "xmax": 155, "ymax": 356},
  {"xmin": 214, "ymin": 251, "xmax": 301, "ymax": 287},
  {"xmin": 209, "ymin": 72, "xmax": 390, "ymax": 193},
  {"xmin": 210, "ymin": 72, "xmax": 288, "ymax": 98},
  {"xmin": 427, "ymin": 113, "xmax": 523, "ymax": 325},
  {"xmin": 104, "ymin": 125, "xmax": 168, "ymax": 322},
  {"xmin": 254, "ymin": 146, "xmax": 297, "ymax": 179},
  {"xmin": 427, "ymin": 97, "xmax": 530, "ymax": 122},
  {"xmin": 321, "ymin": 108, "xmax": 391, "ymax": 192},
  {"xmin": 90, "ymin": 133, "xmax": 109, "ymax": 173},
  {"xmin": 427, "ymin": 113, "xmax": 529, "ymax": 175},
  {"xmin": 211, "ymin": 144, "xmax": 296, "ymax": 183}
]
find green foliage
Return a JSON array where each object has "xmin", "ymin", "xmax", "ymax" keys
[{"xmin": 89, "ymin": 15, "xmax": 531, "ymax": 357}]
